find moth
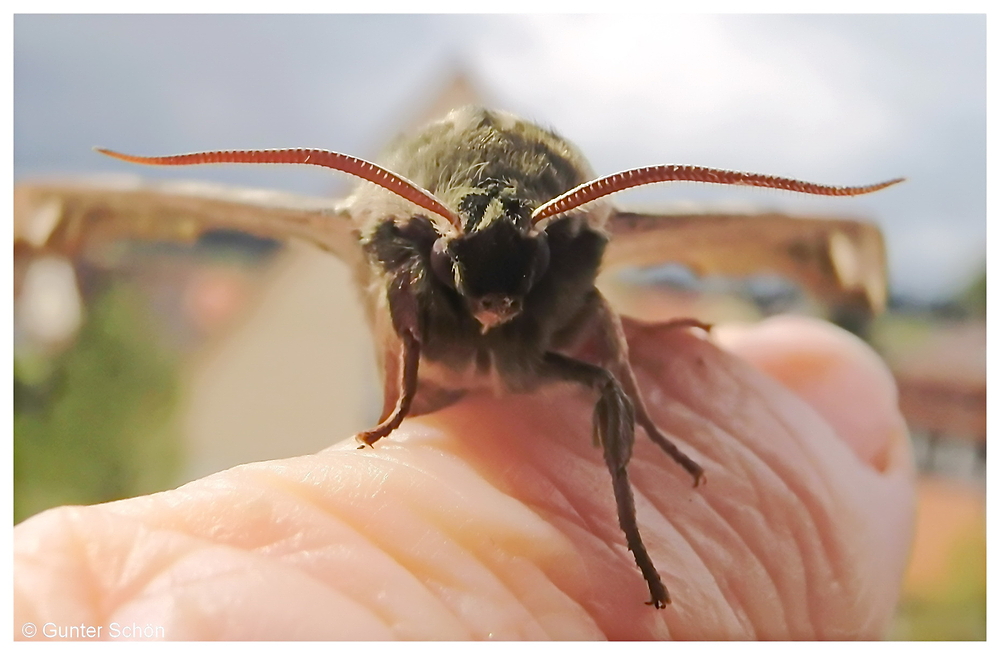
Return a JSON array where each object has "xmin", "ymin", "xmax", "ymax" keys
[{"xmin": 15, "ymin": 107, "xmax": 901, "ymax": 608}]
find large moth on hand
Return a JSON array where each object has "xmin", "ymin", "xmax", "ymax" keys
[{"xmin": 15, "ymin": 107, "xmax": 901, "ymax": 608}]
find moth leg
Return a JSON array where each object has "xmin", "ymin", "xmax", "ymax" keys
[
  {"xmin": 541, "ymin": 352, "xmax": 670, "ymax": 609},
  {"xmin": 357, "ymin": 267, "xmax": 422, "ymax": 448},
  {"xmin": 356, "ymin": 329, "xmax": 420, "ymax": 448},
  {"xmin": 590, "ymin": 294, "xmax": 706, "ymax": 487}
]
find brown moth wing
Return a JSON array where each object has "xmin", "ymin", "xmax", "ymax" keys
[
  {"xmin": 13, "ymin": 177, "xmax": 466, "ymax": 421},
  {"xmin": 13, "ymin": 178, "xmax": 363, "ymax": 269},
  {"xmin": 604, "ymin": 210, "xmax": 888, "ymax": 315}
]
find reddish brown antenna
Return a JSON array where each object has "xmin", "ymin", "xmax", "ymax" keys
[
  {"xmin": 95, "ymin": 147, "xmax": 461, "ymax": 228},
  {"xmin": 531, "ymin": 164, "xmax": 905, "ymax": 224}
]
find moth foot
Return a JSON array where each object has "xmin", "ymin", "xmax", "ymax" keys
[
  {"xmin": 639, "ymin": 419, "xmax": 706, "ymax": 487},
  {"xmin": 354, "ymin": 430, "xmax": 383, "ymax": 449},
  {"xmin": 645, "ymin": 584, "xmax": 671, "ymax": 609},
  {"xmin": 688, "ymin": 463, "xmax": 707, "ymax": 487}
]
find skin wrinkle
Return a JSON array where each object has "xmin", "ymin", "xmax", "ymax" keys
[
  {"xmin": 708, "ymin": 444, "xmax": 797, "ymax": 636},
  {"xmin": 322, "ymin": 445, "xmax": 580, "ymax": 639},
  {"xmin": 490, "ymin": 554, "xmax": 597, "ymax": 640},
  {"xmin": 705, "ymin": 440, "xmax": 791, "ymax": 638},
  {"xmin": 232, "ymin": 466, "xmax": 458, "ymax": 638},
  {"xmin": 637, "ymin": 364, "xmax": 721, "ymax": 477},
  {"xmin": 634, "ymin": 426, "xmax": 775, "ymax": 638},
  {"xmin": 755, "ymin": 401, "xmax": 841, "ymax": 637},
  {"xmin": 101, "ymin": 523, "xmax": 209, "ymax": 626},
  {"xmin": 500, "ymin": 447, "xmax": 640, "ymax": 628},
  {"xmin": 720, "ymin": 400, "xmax": 828, "ymax": 638},
  {"xmin": 63, "ymin": 511, "xmax": 111, "ymax": 628},
  {"xmin": 278, "ymin": 543, "xmax": 399, "ymax": 612},
  {"xmin": 114, "ymin": 462, "xmax": 471, "ymax": 639},
  {"xmin": 139, "ymin": 548, "xmax": 389, "ymax": 640},
  {"xmin": 267, "ymin": 478, "xmax": 476, "ymax": 639},
  {"xmin": 519, "ymin": 442, "xmax": 627, "ymax": 562},
  {"xmin": 426, "ymin": 393, "xmax": 673, "ymax": 639},
  {"xmin": 705, "ymin": 337, "xmax": 899, "ymax": 637},
  {"xmin": 518, "ymin": 455, "xmax": 593, "ymax": 533},
  {"xmin": 466, "ymin": 553, "xmax": 561, "ymax": 640},
  {"xmin": 76, "ymin": 510, "xmax": 185, "ymax": 629},
  {"xmin": 545, "ymin": 454, "xmax": 669, "ymax": 627},
  {"xmin": 426, "ymin": 393, "xmax": 640, "ymax": 610},
  {"xmin": 628, "ymin": 472, "xmax": 747, "ymax": 638},
  {"xmin": 633, "ymin": 375, "xmax": 795, "ymax": 635},
  {"xmin": 708, "ymin": 441, "xmax": 805, "ymax": 631},
  {"xmin": 17, "ymin": 512, "xmax": 108, "ymax": 628},
  {"xmin": 482, "ymin": 426, "xmax": 602, "ymax": 533},
  {"xmin": 544, "ymin": 515, "xmax": 634, "ymax": 627},
  {"xmin": 317, "ymin": 467, "xmax": 537, "ymax": 639},
  {"xmin": 425, "ymin": 542, "xmax": 549, "ymax": 640},
  {"xmin": 522, "ymin": 420, "xmax": 704, "ymax": 637},
  {"xmin": 53, "ymin": 509, "xmax": 387, "ymax": 639},
  {"xmin": 629, "ymin": 328, "xmax": 852, "ymax": 638},
  {"xmin": 636, "ymin": 459, "xmax": 772, "ymax": 638},
  {"xmin": 667, "ymin": 407, "xmax": 809, "ymax": 635},
  {"xmin": 156, "ymin": 536, "xmax": 384, "ymax": 637},
  {"xmin": 740, "ymin": 364, "xmax": 879, "ymax": 636},
  {"xmin": 422, "ymin": 437, "xmax": 600, "ymax": 614},
  {"xmin": 441, "ymin": 491, "xmax": 602, "ymax": 636},
  {"xmin": 356, "ymin": 443, "xmax": 551, "ymax": 553}
]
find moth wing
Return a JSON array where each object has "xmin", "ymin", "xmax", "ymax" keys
[
  {"xmin": 14, "ymin": 177, "xmax": 363, "ymax": 268},
  {"xmin": 603, "ymin": 210, "xmax": 887, "ymax": 315}
]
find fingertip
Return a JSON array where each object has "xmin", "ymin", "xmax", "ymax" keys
[{"xmin": 713, "ymin": 316, "xmax": 909, "ymax": 473}]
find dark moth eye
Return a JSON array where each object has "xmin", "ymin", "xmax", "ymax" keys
[{"xmin": 430, "ymin": 237, "xmax": 456, "ymax": 289}]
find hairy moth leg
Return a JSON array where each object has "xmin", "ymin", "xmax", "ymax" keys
[
  {"xmin": 590, "ymin": 293, "xmax": 706, "ymax": 486},
  {"xmin": 541, "ymin": 351, "xmax": 671, "ymax": 609}
]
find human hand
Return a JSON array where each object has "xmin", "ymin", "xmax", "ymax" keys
[{"xmin": 14, "ymin": 315, "xmax": 915, "ymax": 640}]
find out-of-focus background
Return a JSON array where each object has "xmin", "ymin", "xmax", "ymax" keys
[{"xmin": 12, "ymin": 15, "xmax": 985, "ymax": 639}]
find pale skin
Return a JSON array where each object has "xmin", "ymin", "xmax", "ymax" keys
[{"xmin": 13, "ymin": 316, "xmax": 916, "ymax": 640}]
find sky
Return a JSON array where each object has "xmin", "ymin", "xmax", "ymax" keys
[{"xmin": 13, "ymin": 14, "xmax": 985, "ymax": 301}]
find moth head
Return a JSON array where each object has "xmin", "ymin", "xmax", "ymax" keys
[{"xmin": 430, "ymin": 184, "xmax": 550, "ymax": 332}]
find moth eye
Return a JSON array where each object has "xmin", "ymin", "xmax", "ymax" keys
[{"xmin": 430, "ymin": 237, "xmax": 457, "ymax": 289}]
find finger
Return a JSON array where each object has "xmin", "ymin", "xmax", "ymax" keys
[
  {"xmin": 13, "ymin": 317, "xmax": 916, "ymax": 640},
  {"xmin": 14, "ymin": 436, "xmax": 603, "ymax": 639},
  {"xmin": 712, "ymin": 315, "xmax": 909, "ymax": 472}
]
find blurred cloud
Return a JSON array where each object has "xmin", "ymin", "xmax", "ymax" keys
[{"xmin": 14, "ymin": 14, "xmax": 984, "ymax": 300}]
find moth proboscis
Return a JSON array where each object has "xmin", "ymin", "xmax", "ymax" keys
[{"xmin": 14, "ymin": 106, "xmax": 902, "ymax": 608}]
